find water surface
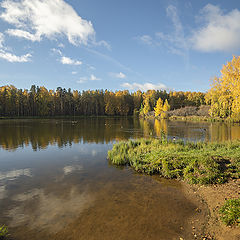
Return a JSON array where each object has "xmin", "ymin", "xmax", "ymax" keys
[{"xmin": 0, "ymin": 118, "xmax": 240, "ymax": 240}]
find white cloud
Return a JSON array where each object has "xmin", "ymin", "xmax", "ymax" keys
[
  {"xmin": 110, "ymin": 72, "xmax": 126, "ymax": 79},
  {"xmin": 138, "ymin": 35, "xmax": 153, "ymax": 45},
  {"xmin": 191, "ymin": 4, "xmax": 240, "ymax": 52},
  {"xmin": 51, "ymin": 48, "xmax": 62, "ymax": 56},
  {"xmin": 0, "ymin": 32, "xmax": 4, "ymax": 47},
  {"xmin": 90, "ymin": 74, "xmax": 100, "ymax": 81},
  {"xmin": 0, "ymin": 51, "xmax": 32, "ymax": 62},
  {"xmin": 58, "ymin": 43, "xmax": 65, "ymax": 48},
  {"xmin": 60, "ymin": 56, "xmax": 82, "ymax": 65},
  {"xmin": 156, "ymin": 5, "xmax": 188, "ymax": 57},
  {"xmin": 7, "ymin": 29, "xmax": 41, "ymax": 41},
  {"xmin": 0, "ymin": 0, "xmax": 95, "ymax": 45},
  {"xmin": 72, "ymin": 71, "xmax": 77, "ymax": 75},
  {"xmin": 77, "ymin": 77, "xmax": 87, "ymax": 84},
  {"xmin": 76, "ymin": 74, "xmax": 100, "ymax": 83},
  {"xmin": 94, "ymin": 40, "xmax": 111, "ymax": 50},
  {"xmin": 0, "ymin": 32, "xmax": 32, "ymax": 62},
  {"xmin": 121, "ymin": 82, "xmax": 167, "ymax": 91}
]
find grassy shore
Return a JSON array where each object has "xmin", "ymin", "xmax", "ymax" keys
[
  {"xmin": 108, "ymin": 138, "xmax": 240, "ymax": 184},
  {"xmin": 169, "ymin": 115, "xmax": 240, "ymax": 123},
  {"xmin": 108, "ymin": 138, "xmax": 240, "ymax": 231}
]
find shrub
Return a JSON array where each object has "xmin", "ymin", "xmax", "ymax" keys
[{"xmin": 219, "ymin": 198, "xmax": 240, "ymax": 226}]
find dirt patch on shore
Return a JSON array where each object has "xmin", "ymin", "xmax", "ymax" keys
[{"xmin": 187, "ymin": 179, "xmax": 240, "ymax": 240}]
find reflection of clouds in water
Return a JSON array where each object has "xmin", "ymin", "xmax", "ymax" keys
[
  {"xmin": 0, "ymin": 169, "xmax": 32, "ymax": 181},
  {"xmin": 63, "ymin": 165, "xmax": 83, "ymax": 175},
  {"xmin": 73, "ymin": 155, "xmax": 79, "ymax": 160},
  {"xmin": 0, "ymin": 186, "xmax": 6, "ymax": 200},
  {"xmin": 8, "ymin": 187, "xmax": 93, "ymax": 233},
  {"xmin": 91, "ymin": 150, "xmax": 97, "ymax": 156},
  {"xmin": 77, "ymin": 144, "xmax": 104, "ymax": 156}
]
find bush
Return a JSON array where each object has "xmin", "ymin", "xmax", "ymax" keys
[{"xmin": 219, "ymin": 199, "xmax": 240, "ymax": 226}]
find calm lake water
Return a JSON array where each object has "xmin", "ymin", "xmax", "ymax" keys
[{"xmin": 0, "ymin": 117, "xmax": 240, "ymax": 240}]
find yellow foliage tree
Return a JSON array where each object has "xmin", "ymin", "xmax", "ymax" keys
[
  {"xmin": 205, "ymin": 56, "xmax": 240, "ymax": 119},
  {"xmin": 143, "ymin": 97, "xmax": 151, "ymax": 116},
  {"xmin": 154, "ymin": 97, "xmax": 163, "ymax": 117},
  {"xmin": 161, "ymin": 99, "xmax": 170, "ymax": 119}
]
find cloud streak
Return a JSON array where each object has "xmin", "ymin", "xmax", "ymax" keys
[{"xmin": 121, "ymin": 82, "xmax": 167, "ymax": 91}]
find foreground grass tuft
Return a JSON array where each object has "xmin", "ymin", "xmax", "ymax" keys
[
  {"xmin": 0, "ymin": 225, "xmax": 8, "ymax": 239},
  {"xmin": 108, "ymin": 138, "xmax": 240, "ymax": 184},
  {"xmin": 219, "ymin": 199, "xmax": 240, "ymax": 226}
]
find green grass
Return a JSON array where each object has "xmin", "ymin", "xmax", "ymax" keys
[
  {"xmin": 0, "ymin": 225, "xmax": 8, "ymax": 239},
  {"xmin": 219, "ymin": 199, "xmax": 240, "ymax": 226},
  {"xmin": 108, "ymin": 138, "xmax": 240, "ymax": 184}
]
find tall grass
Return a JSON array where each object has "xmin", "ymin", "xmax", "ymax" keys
[{"xmin": 108, "ymin": 138, "xmax": 240, "ymax": 184}]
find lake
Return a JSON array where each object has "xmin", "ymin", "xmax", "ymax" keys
[{"xmin": 0, "ymin": 117, "xmax": 240, "ymax": 240}]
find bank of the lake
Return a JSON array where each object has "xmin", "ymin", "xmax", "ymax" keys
[{"xmin": 108, "ymin": 138, "xmax": 240, "ymax": 239}]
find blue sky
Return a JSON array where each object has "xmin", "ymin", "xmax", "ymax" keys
[{"xmin": 0, "ymin": 0, "xmax": 240, "ymax": 92}]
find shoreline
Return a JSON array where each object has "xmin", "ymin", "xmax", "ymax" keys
[
  {"xmin": 192, "ymin": 179, "xmax": 240, "ymax": 240},
  {"xmin": 108, "ymin": 139, "xmax": 240, "ymax": 239}
]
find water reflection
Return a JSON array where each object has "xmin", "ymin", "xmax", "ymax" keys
[
  {"xmin": 1, "ymin": 118, "xmax": 240, "ymax": 151},
  {"xmin": 0, "ymin": 118, "xmax": 140, "ymax": 151},
  {"xmin": 8, "ymin": 187, "xmax": 93, "ymax": 233},
  {"xmin": 0, "ymin": 169, "xmax": 32, "ymax": 181},
  {"xmin": 0, "ymin": 117, "xmax": 225, "ymax": 240}
]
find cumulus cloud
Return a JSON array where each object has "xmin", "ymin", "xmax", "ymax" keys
[
  {"xmin": 191, "ymin": 4, "xmax": 240, "ymax": 52},
  {"xmin": 0, "ymin": 0, "xmax": 95, "ymax": 45},
  {"xmin": 110, "ymin": 72, "xmax": 126, "ymax": 79},
  {"xmin": 90, "ymin": 74, "xmax": 101, "ymax": 81},
  {"xmin": 60, "ymin": 56, "xmax": 82, "ymax": 65},
  {"xmin": 77, "ymin": 74, "xmax": 101, "ymax": 83},
  {"xmin": 0, "ymin": 32, "xmax": 32, "ymax": 62},
  {"xmin": 121, "ymin": 82, "xmax": 167, "ymax": 91}
]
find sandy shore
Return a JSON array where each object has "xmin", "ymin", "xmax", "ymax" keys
[{"xmin": 182, "ymin": 179, "xmax": 240, "ymax": 240}]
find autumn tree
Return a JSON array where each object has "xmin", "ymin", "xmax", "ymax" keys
[
  {"xmin": 154, "ymin": 97, "xmax": 163, "ymax": 117},
  {"xmin": 205, "ymin": 56, "xmax": 240, "ymax": 120},
  {"xmin": 142, "ymin": 97, "xmax": 151, "ymax": 116}
]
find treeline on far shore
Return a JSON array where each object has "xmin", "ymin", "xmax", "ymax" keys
[{"xmin": 0, "ymin": 85, "xmax": 206, "ymax": 117}]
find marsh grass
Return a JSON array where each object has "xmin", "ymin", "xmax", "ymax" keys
[
  {"xmin": 0, "ymin": 225, "xmax": 8, "ymax": 239},
  {"xmin": 219, "ymin": 199, "xmax": 240, "ymax": 226},
  {"xmin": 108, "ymin": 138, "xmax": 240, "ymax": 184}
]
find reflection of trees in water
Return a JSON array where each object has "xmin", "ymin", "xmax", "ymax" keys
[
  {"xmin": 139, "ymin": 119, "xmax": 168, "ymax": 138},
  {"xmin": 1, "ymin": 118, "xmax": 240, "ymax": 150},
  {"xmin": 209, "ymin": 123, "xmax": 240, "ymax": 142},
  {"xmin": 154, "ymin": 119, "xmax": 168, "ymax": 137},
  {"xmin": 0, "ymin": 118, "xmax": 138, "ymax": 151}
]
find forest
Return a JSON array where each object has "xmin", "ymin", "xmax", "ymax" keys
[
  {"xmin": 0, "ymin": 85, "xmax": 205, "ymax": 117},
  {"xmin": 1, "ymin": 55, "xmax": 240, "ymax": 118}
]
